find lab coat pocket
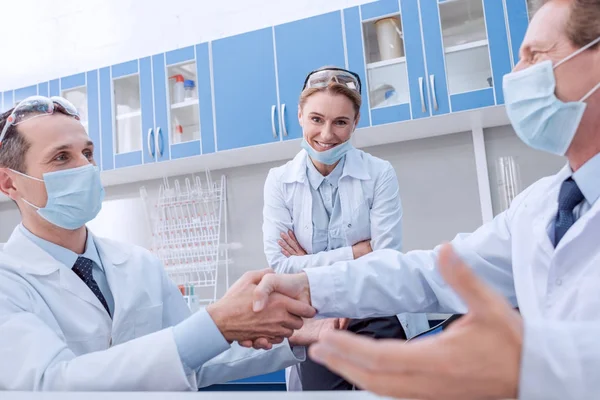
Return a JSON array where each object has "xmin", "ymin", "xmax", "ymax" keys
[
  {"xmin": 134, "ymin": 303, "xmax": 164, "ymax": 337},
  {"xmin": 345, "ymin": 202, "xmax": 371, "ymax": 244}
]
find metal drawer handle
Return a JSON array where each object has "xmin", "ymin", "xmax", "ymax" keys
[
  {"xmin": 271, "ymin": 105, "xmax": 277, "ymax": 138},
  {"xmin": 430, "ymin": 74, "xmax": 439, "ymax": 111},
  {"xmin": 281, "ymin": 103, "xmax": 288, "ymax": 137}
]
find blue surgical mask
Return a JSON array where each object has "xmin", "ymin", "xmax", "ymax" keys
[
  {"xmin": 503, "ymin": 36, "xmax": 600, "ymax": 155},
  {"xmin": 300, "ymin": 125, "xmax": 356, "ymax": 167},
  {"xmin": 11, "ymin": 164, "xmax": 105, "ymax": 230}
]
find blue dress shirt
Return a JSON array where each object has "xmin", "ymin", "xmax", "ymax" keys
[
  {"xmin": 547, "ymin": 152, "xmax": 600, "ymax": 242},
  {"xmin": 19, "ymin": 224, "xmax": 115, "ymax": 315}
]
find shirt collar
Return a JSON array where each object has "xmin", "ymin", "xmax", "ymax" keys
[
  {"xmin": 282, "ymin": 148, "xmax": 370, "ymax": 184},
  {"xmin": 19, "ymin": 224, "xmax": 104, "ymax": 271},
  {"xmin": 571, "ymin": 152, "xmax": 600, "ymax": 206},
  {"xmin": 306, "ymin": 156, "xmax": 346, "ymax": 190}
]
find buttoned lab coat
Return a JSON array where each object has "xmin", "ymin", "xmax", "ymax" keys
[{"xmin": 0, "ymin": 227, "xmax": 303, "ymax": 390}]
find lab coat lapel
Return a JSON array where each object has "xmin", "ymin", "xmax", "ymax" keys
[
  {"xmin": 93, "ymin": 234, "xmax": 132, "ymax": 329},
  {"xmin": 59, "ymin": 267, "xmax": 110, "ymax": 317},
  {"xmin": 554, "ymin": 197, "xmax": 600, "ymax": 270}
]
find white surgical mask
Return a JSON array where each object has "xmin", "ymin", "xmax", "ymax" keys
[
  {"xmin": 11, "ymin": 164, "xmax": 105, "ymax": 230},
  {"xmin": 502, "ymin": 36, "xmax": 600, "ymax": 155}
]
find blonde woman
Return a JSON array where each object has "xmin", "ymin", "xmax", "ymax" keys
[{"xmin": 262, "ymin": 67, "xmax": 429, "ymax": 391}]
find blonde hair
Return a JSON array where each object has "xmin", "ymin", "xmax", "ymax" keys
[{"xmin": 299, "ymin": 81, "xmax": 362, "ymax": 118}]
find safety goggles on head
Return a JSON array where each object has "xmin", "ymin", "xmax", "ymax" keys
[
  {"xmin": 303, "ymin": 67, "xmax": 362, "ymax": 94},
  {"xmin": 0, "ymin": 96, "xmax": 80, "ymax": 147}
]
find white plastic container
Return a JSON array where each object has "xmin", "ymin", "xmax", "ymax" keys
[
  {"xmin": 171, "ymin": 74, "xmax": 185, "ymax": 104},
  {"xmin": 375, "ymin": 17, "xmax": 404, "ymax": 61}
]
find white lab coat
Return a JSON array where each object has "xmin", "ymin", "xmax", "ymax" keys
[
  {"xmin": 263, "ymin": 148, "xmax": 429, "ymax": 338},
  {"xmin": 304, "ymin": 164, "xmax": 600, "ymax": 399},
  {"xmin": 263, "ymin": 148, "xmax": 429, "ymax": 391},
  {"xmin": 0, "ymin": 227, "xmax": 303, "ymax": 391}
]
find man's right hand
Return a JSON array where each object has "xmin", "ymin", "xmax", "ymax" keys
[
  {"xmin": 206, "ymin": 269, "xmax": 316, "ymax": 348},
  {"xmin": 253, "ymin": 272, "xmax": 311, "ymax": 314},
  {"xmin": 352, "ymin": 240, "xmax": 372, "ymax": 259}
]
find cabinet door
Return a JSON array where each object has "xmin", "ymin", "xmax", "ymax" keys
[
  {"xmin": 275, "ymin": 11, "xmax": 346, "ymax": 140},
  {"xmin": 360, "ymin": 0, "xmax": 414, "ymax": 125},
  {"xmin": 38, "ymin": 82, "xmax": 49, "ymax": 97},
  {"xmin": 151, "ymin": 53, "xmax": 170, "ymax": 163},
  {"xmin": 212, "ymin": 28, "xmax": 279, "ymax": 151},
  {"xmin": 100, "ymin": 60, "xmax": 144, "ymax": 170},
  {"xmin": 420, "ymin": 0, "xmax": 511, "ymax": 112},
  {"xmin": 140, "ymin": 56, "xmax": 156, "ymax": 164},
  {"xmin": 163, "ymin": 46, "xmax": 205, "ymax": 160},
  {"xmin": 505, "ymin": 0, "xmax": 530, "ymax": 68},
  {"xmin": 344, "ymin": 6, "xmax": 371, "ymax": 128}
]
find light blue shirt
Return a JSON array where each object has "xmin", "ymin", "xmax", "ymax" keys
[
  {"xmin": 547, "ymin": 152, "xmax": 600, "ymax": 242},
  {"xmin": 18, "ymin": 224, "xmax": 226, "ymax": 373},
  {"xmin": 19, "ymin": 224, "xmax": 115, "ymax": 316},
  {"xmin": 306, "ymin": 156, "xmax": 346, "ymax": 253}
]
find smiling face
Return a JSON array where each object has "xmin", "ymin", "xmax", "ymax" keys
[{"xmin": 298, "ymin": 85, "xmax": 360, "ymax": 153}]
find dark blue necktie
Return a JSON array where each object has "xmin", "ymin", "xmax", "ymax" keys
[
  {"xmin": 553, "ymin": 178, "xmax": 584, "ymax": 247},
  {"xmin": 72, "ymin": 256, "xmax": 111, "ymax": 315}
]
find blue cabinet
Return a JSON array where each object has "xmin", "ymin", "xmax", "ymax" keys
[
  {"xmin": 275, "ymin": 11, "xmax": 346, "ymax": 140},
  {"xmin": 351, "ymin": 0, "xmax": 518, "ymax": 127},
  {"xmin": 1, "ymin": 0, "xmax": 529, "ymax": 164},
  {"xmin": 418, "ymin": 0, "xmax": 512, "ymax": 110},
  {"xmin": 99, "ymin": 60, "xmax": 145, "ymax": 170},
  {"xmin": 212, "ymin": 28, "xmax": 280, "ymax": 151},
  {"xmin": 158, "ymin": 43, "xmax": 215, "ymax": 161}
]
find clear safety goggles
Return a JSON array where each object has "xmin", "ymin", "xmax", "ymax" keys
[
  {"xmin": 0, "ymin": 96, "xmax": 80, "ymax": 146},
  {"xmin": 303, "ymin": 67, "xmax": 362, "ymax": 94}
]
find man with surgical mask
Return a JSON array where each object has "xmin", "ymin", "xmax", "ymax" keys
[
  {"xmin": 252, "ymin": 0, "xmax": 600, "ymax": 398},
  {"xmin": 0, "ymin": 97, "xmax": 321, "ymax": 390}
]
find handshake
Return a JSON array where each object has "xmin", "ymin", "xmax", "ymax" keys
[{"xmin": 206, "ymin": 269, "xmax": 342, "ymax": 349}]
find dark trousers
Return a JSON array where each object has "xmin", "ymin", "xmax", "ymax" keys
[{"xmin": 298, "ymin": 316, "xmax": 407, "ymax": 391}]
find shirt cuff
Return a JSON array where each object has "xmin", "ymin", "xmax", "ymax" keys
[
  {"xmin": 305, "ymin": 267, "xmax": 339, "ymax": 317},
  {"xmin": 291, "ymin": 345, "xmax": 306, "ymax": 362},
  {"xmin": 173, "ymin": 309, "xmax": 230, "ymax": 373}
]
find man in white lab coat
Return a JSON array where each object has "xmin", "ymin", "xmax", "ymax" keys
[
  {"xmin": 0, "ymin": 97, "xmax": 318, "ymax": 391},
  {"xmin": 253, "ymin": 0, "xmax": 600, "ymax": 399}
]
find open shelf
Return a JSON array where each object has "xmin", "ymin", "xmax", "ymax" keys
[{"xmin": 171, "ymin": 98, "xmax": 199, "ymax": 110}]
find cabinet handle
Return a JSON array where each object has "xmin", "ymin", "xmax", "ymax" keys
[
  {"xmin": 430, "ymin": 74, "xmax": 439, "ymax": 111},
  {"xmin": 418, "ymin": 77, "xmax": 426, "ymax": 113},
  {"xmin": 156, "ymin": 127, "xmax": 164, "ymax": 158},
  {"xmin": 271, "ymin": 105, "xmax": 278, "ymax": 138},
  {"xmin": 281, "ymin": 103, "xmax": 288, "ymax": 137},
  {"xmin": 147, "ymin": 128, "xmax": 155, "ymax": 158}
]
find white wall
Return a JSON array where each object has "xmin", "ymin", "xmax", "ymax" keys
[{"xmin": 0, "ymin": 0, "xmax": 373, "ymax": 91}]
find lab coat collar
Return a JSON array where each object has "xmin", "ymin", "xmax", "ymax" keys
[
  {"xmin": 2, "ymin": 226, "xmax": 131, "ymax": 276},
  {"xmin": 281, "ymin": 148, "xmax": 370, "ymax": 184}
]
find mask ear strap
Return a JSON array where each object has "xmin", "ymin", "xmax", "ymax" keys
[
  {"xmin": 555, "ymin": 36, "xmax": 600, "ymax": 69},
  {"xmin": 581, "ymin": 82, "xmax": 600, "ymax": 102},
  {"xmin": 9, "ymin": 169, "xmax": 44, "ymax": 182},
  {"xmin": 21, "ymin": 197, "xmax": 42, "ymax": 210}
]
